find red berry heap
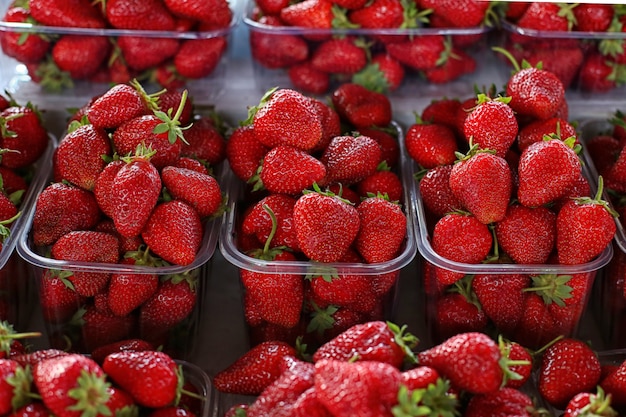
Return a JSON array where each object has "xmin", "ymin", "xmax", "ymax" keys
[
  {"xmin": 30, "ymin": 80, "xmax": 226, "ymax": 356},
  {"xmin": 226, "ymin": 84, "xmax": 409, "ymax": 348},
  {"xmin": 249, "ymin": 0, "xmax": 498, "ymax": 94},
  {"xmin": 408, "ymin": 55, "xmax": 617, "ymax": 349},
  {"xmin": 0, "ymin": 0, "xmax": 233, "ymax": 91},
  {"xmin": 501, "ymin": 2, "xmax": 626, "ymax": 93}
]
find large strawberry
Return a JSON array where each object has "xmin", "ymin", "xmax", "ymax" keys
[
  {"xmin": 241, "ymin": 194, "xmax": 300, "ymax": 251},
  {"xmin": 29, "ymin": 0, "xmax": 106, "ymax": 28},
  {"xmin": 51, "ymin": 35, "xmax": 111, "ymax": 80},
  {"xmin": 118, "ymin": 36, "xmax": 179, "ymax": 73},
  {"xmin": 105, "ymin": 0, "xmax": 176, "ymax": 30},
  {"xmin": 292, "ymin": 185, "xmax": 360, "ymax": 263},
  {"xmin": 355, "ymin": 195, "xmax": 406, "ymax": 263},
  {"xmin": 462, "ymin": 95, "xmax": 518, "ymax": 158},
  {"xmin": 87, "ymin": 81, "xmax": 156, "ymax": 130},
  {"xmin": 310, "ymin": 37, "xmax": 367, "ymax": 76},
  {"xmin": 600, "ymin": 359, "xmax": 626, "ymax": 408},
  {"xmin": 161, "ymin": 166, "xmax": 223, "ymax": 218},
  {"xmin": 405, "ymin": 119, "xmax": 457, "ymax": 169},
  {"xmin": 213, "ymin": 340, "xmax": 298, "ymax": 395},
  {"xmin": 33, "ymin": 354, "xmax": 109, "ymax": 417},
  {"xmin": 107, "ymin": 253, "xmax": 160, "ymax": 317},
  {"xmin": 320, "ymin": 134, "xmax": 382, "ymax": 186}
]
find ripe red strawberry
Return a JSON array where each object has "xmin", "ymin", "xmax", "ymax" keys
[
  {"xmin": 174, "ymin": 37, "xmax": 227, "ymax": 79},
  {"xmin": 279, "ymin": 0, "xmax": 335, "ymax": 31},
  {"xmin": 32, "ymin": 182, "xmax": 101, "ymax": 246},
  {"xmin": 141, "ymin": 200, "xmax": 203, "ymax": 265},
  {"xmin": 107, "ymin": 260, "xmax": 159, "ymax": 317},
  {"xmin": 29, "ymin": 0, "xmax": 106, "ymax": 28},
  {"xmin": 118, "ymin": 36, "xmax": 179, "ymax": 73},
  {"xmin": 164, "ymin": 0, "xmax": 232, "ymax": 26},
  {"xmin": 33, "ymin": 354, "xmax": 109, "ymax": 417},
  {"xmin": 494, "ymin": 204, "xmax": 556, "ymax": 264},
  {"xmin": 431, "ymin": 212, "xmax": 493, "ymax": 285},
  {"xmin": 331, "ymin": 83, "xmax": 392, "ymax": 129},
  {"xmin": 352, "ymin": 54, "xmax": 405, "ymax": 93},
  {"xmin": 0, "ymin": 7, "xmax": 51, "ymax": 64},
  {"xmin": 93, "ymin": 160, "xmax": 125, "ymax": 219},
  {"xmin": 110, "ymin": 148, "xmax": 162, "ymax": 238},
  {"xmin": 226, "ymin": 124, "xmax": 269, "ymax": 182},
  {"xmin": 386, "ymin": 36, "xmax": 447, "ymax": 71},
  {"xmin": 433, "ymin": 283, "xmax": 488, "ymax": 341},
  {"xmin": 464, "ymin": 387, "xmax": 536, "ymax": 417},
  {"xmin": 321, "ymin": 134, "xmax": 382, "ymax": 186},
  {"xmin": 39, "ymin": 270, "xmax": 85, "ymax": 323},
  {"xmin": 102, "ymin": 350, "xmax": 180, "ymax": 407},
  {"xmin": 417, "ymin": 332, "xmax": 504, "ymax": 394},
  {"xmin": 81, "ymin": 304, "xmax": 135, "ymax": 351},
  {"xmin": 292, "ymin": 186, "xmax": 360, "ymax": 263},
  {"xmin": 213, "ymin": 340, "xmax": 298, "ymax": 395},
  {"xmin": 0, "ymin": 104, "xmax": 49, "ymax": 169},
  {"xmin": 90, "ymin": 338, "xmax": 155, "ymax": 364},
  {"xmin": 517, "ymin": 137, "xmax": 581, "ymax": 207},
  {"xmin": 355, "ymin": 195, "xmax": 406, "ymax": 263},
  {"xmin": 517, "ymin": 117, "xmax": 579, "ymax": 152},
  {"xmin": 161, "ymin": 166, "xmax": 222, "ymax": 218},
  {"xmin": 180, "ymin": 116, "xmax": 226, "ymax": 166},
  {"xmin": 463, "ymin": 96, "xmax": 518, "ymax": 158},
  {"xmin": 449, "ymin": 147, "xmax": 513, "ymax": 225},
  {"xmin": 250, "ymin": 16, "xmax": 309, "ymax": 69},
  {"xmin": 563, "ymin": 387, "xmax": 618, "ymax": 417},
  {"xmin": 87, "ymin": 82, "xmax": 155, "ymax": 130},
  {"xmin": 242, "ymin": 194, "xmax": 299, "ymax": 251},
  {"xmin": 500, "ymin": 339, "xmax": 533, "ymax": 389},
  {"xmin": 418, "ymin": 0, "xmax": 490, "ymax": 27},
  {"xmin": 54, "ymin": 124, "xmax": 111, "ymax": 191},
  {"xmin": 310, "ymin": 37, "xmax": 367, "ymax": 76},
  {"xmin": 51, "ymin": 229, "xmax": 119, "ymax": 264},
  {"xmin": 288, "ymin": 61, "xmax": 331, "ymax": 95},
  {"xmin": 579, "ymin": 53, "xmax": 626, "ymax": 93},
  {"xmin": 106, "ymin": 0, "xmax": 176, "ymax": 30},
  {"xmin": 51, "ymin": 35, "xmax": 110, "ymax": 80},
  {"xmin": 252, "ymin": 88, "xmax": 323, "ymax": 151},
  {"xmin": 515, "ymin": 2, "xmax": 577, "ymax": 32},
  {"xmin": 314, "ymin": 359, "xmax": 401, "ymax": 414},
  {"xmin": 405, "ymin": 120, "xmax": 457, "ymax": 169},
  {"xmin": 600, "ymin": 359, "xmax": 626, "ymax": 408},
  {"xmin": 356, "ymin": 167, "xmax": 403, "ymax": 202},
  {"xmin": 538, "ymin": 337, "xmax": 602, "ymax": 408},
  {"xmin": 556, "ymin": 177, "xmax": 617, "ymax": 265},
  {"xmin": 255, "ymin": 145, "xmax": 327, "ymax": 195},
  {"xmin": 424, "ymin": 48, "xmax": 477, "ymax": 84},
  {"xmin": 418, "ymin": 165, "xmax": 463, "ymax": 217},
  {"xmin": 313, "ymin": 321, "xmax": 417, "ymax": 368},
  {"xmin": 0, "ymin": 359, "xmax": 31, "ymax": 414},
  {"xmin": 348, "ymin": 0, "xmax": 406, "ymax": 28}
]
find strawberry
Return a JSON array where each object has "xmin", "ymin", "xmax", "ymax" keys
[
  {"xmin": 431, "ymin": 212, "xmax": 493, "ymax": 285},
  {"xmin": 54, "ymin": 124, "xmax": 111, "ymax": 191},
  {"xmin": 174, "ymin": 37, "xmax": 227, "ymax": 79},
  {"xmin": 556, "ymin": 177, "xmax": 617, "ymax": 265},
  {"xmin": 517, "ymin": 137, "xmax": 581, "ymax": 208},
  {"xmin": 563, "ymin": 387, "xmax": 618, "ymax": 417},
  {"xmin": 312, "ymin": 321, "xmax": 417, "ymax": 368},
  {"xmin": 242, "ymin": 194, "xmax": 300, "ymax": 251},
  {"xmin": 107, "ymin": 258, "xmax": 159, "ymax": 317},
  {"xmin": 51, "ymin": 35, "xmax": 111, "ymax": 80},
  {"xmin": 11, "ymin": 348, "xmax": 70, "ymax": 368},
  {"xmin": 164, "ymin": 0, "xmax": 233, "ymax": 27},
  {"xmin": 32, "ymin": 183, "xmax": 101, "ymax": 247},
  {"xmin": 255, "ymin": 145, "xmax": 327, "ymax": 195},
  {"xmin": 139, "ymin": 273, "xmax": 198, "ymax": 339},
  {"xmin": 463, "ymin": 95, "xmax": 518, "ymax": 158},
  {"xmin": 102, "ymin": 387, "xmax": 138, "ymax": 417},
  {"xmin": 29, "ymin": 0, "xmax": 106, "ymax": 28},
  {"xmin": 149, "ymin": 406, "xmax": 195, "ymax": 417},
  {"xmin": 386, "ymin": 36, "xmax": 447, "ymax": 71},
  {"xmin": 87, "ymin": 81, "xmax": 155, "ymax": 130},
  {"xmin": 8, "ymin": 402, "xmax": 51, "ymax": 417},
  {"xmin": 1, "ymin": 104, "xmax": 49, "ymax": 169},
  {"xmin": 310, "ymin": 37, "xmax": 367, "ymax": 76},
  {"xmin": 117, "ymin": 36, "xmax": 179, "ymax": 73},
  {"xmin": 141, "ymin": 200, "xmax": 203, "ymax": 265},
  {"xmin": 90, "ymin": 338, "xmax": 155, "ymax": 364},
  {"xmin": 292, "ymin": 186, "xmax": 360, "ymax": 263},
  {"xmin": 93, "ymin": 160, "xmax": 125, "ymax": 219},
  {"xmin": 450, "ymin": 147, "xmax": 512, "ymax": 225},
  {"xmin": 432, "ymin": 279, "xmax": 488, "ymax": 341},
  {"xmin": 251, "ymin": 88, "xmax": 323, "ymax": 151},
  {"xmin": 250, "ymin": 16, "xmax": 309, "ymax": 69},
  {"xmin": 418, "ymin": 0, "xmax": 490, "ymax": 27},
  {"xmin": 405, "ymin": 119, "xmax": 457, "ymax": 169},
  {"xmin": 288, "ymin": 61, "xmax": 331, "ymax": 95},
  {"xmin": 538, "ymin": 337, "xmax": 602, "ymax": 408},
  {"xmin": 110, "ymin": 146, "xmax": 162, "ymax": 238},
  {"xmin": 180, "ymin": 116, "xmax": 226, "ymax": 166},
  {"xmin": 226, "ymin": 124, "xmax": 269, "ymax": 182},
  {"xmin": 600, "ymin": 359, "xmax": 626, "ymax": 408},
  {"xmin": 424, "ymin": 48, "xmax": 477, "ymax": 84},
  {"xmin": 515, "ymin": 2, "xmax": 577, "ymax": 32},
  {"xmin": 464, "ymin": 387, "xmax": 536, "ymax": 417},
  {"xmin": 355, "ymin": 195, "xmax": 406, "ymax": 263},
  {"xmin": 579, "ymin": 53, "xmax": 626, "ymax": 93},
  {"xmin": 356, "ymin": 167, "xmax": 403, "ymax": 202},
  {"xmin": 51, "ymin": 228, "xmax": 119, "ymax": 262},
  {"xmin": 314, "ymin": 359, "xmax": 401, "ymax": 415},
  {"xmin": 102, "ymin": 350, "xmax": 181, "ymax": 407},
  {"xmin": 418, "ymin": 165, "xmax": 463, "ymax": 217},
  {"xmin": 494, "ymin": 204, "xmax": 556, "ymax": 264},
  {"xmin": 38, "ymin": 270, "xmax": 85, "ymax": 323},
  {"xmin": 0, "ymin": 359, "xmax": 31, "ymax": 414},
  {"xmin": 321, "ymin": 134, "xmax": 382, "ymax": 186},
  {"xmin": 33, "ymin": 354, "xmax": 109, "ymax": 417},
  {"xmin": 279, "ymin": 0, "xmax": 335, "ymax": 31},
  {"xmin": 352, "ymin": 54, "xmax": 405, "ymax": 93},
  {"xmin": 417, "ymin": 332, "xmax": 504, "ymax": 395},
  {"xmin": 0, "ymin": 7, "xmax": 51, "ymax": 64},
  {"xmin": 81, "ymin": 304, "xmax": 135, "ymax": 351},
  {"xmin": 348, "ymin": 0, "xmax": 406, "ymax": 29},
  {"xmin": 331, "ymin": 83, "xmax": 392, "ymax": 129},
  {"xmin": 213, "ymin": 340, "xmax": 298, "ymax": 395},
  {"xmin": 517, "ymin": 117, "xmax": 579, "ymax": 152},
  {"xmin": 161, "ymin": 166, "xmax": 222, "ymax": 218},
  {"xmin": 105, "ymin": 0, "xmax": 176, "ymax": 30},
  {"xmin": 500, "ymin": 339, "xmax": 533, "ymax": 389}
]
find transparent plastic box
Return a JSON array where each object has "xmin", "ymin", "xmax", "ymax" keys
[
  {"xmin": 412, "ymin": 139, "xmax": 613, "ymax": 349},
  {"xmin": 0, "ymin": 0, "xmax": 243, "ymax": 107},
  {"xmin": 244, "ymin": 0, "xmax": 493, "ymax": 99},
  {"xmin": 219, "ymin": 121, "xmax": 417, "ymax": 350},
  {"xmin": 16, "ymin": 149, "xmax": 223, "ymax": 360}
]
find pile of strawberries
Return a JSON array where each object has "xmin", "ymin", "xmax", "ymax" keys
[
  {"xmin": 217, "ymin": 321, "xmax": 626, "ymax": 416},
  {"xmin": 501, "ymin": 2, "xmax": 626, "ymax": 93},
  {"xmin": 225, "ymin": 84, "xmax": 411, "ymax": 348},
  {"xmin": 27, "ymin": 80, "xmax": 227, "ymax": 355},
  {"xmin": 248, "ymin": 0, "xmax": 497, "ymax": 94},
  {"xmin": 0, "ymin": 321, "xmax": 209, "ymax": 417},
  {"xmin": 0, "ymin": 0, "xmax": 233, "ymax": 91},
  {"xmin": 407, "ymin": 54, "xmax": 617, "ymax": 349}
]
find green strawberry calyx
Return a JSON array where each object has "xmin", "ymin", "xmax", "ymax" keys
[
  {"xmin": 174, "ymin": 364, "xmax": 206, "ymax": 406},
  {"xmin": 497, "ymin": 335, "xmax": 531, "ymax": 389},
  {"xmin": 0, "ymin": 320, "xmax": 41, "ymax": 357},
  {"xmin": 152, "ymin": 89, "xmax": 192, "ymax": 145},
  {"xmin": 307, "ymin": 301, "xmax": 339, "ymax": 338},
  {"xmin": 7, "ymin": 363, "xmax": 36, "ymax": 410},
  {"xmin": 121, "ymin": 142, "xmax": 157, "ymax": 164},
  {"xmin": 387, "ymin": 321, "xmax": 418, "ymax": 365},
  {"xmin": 522, "ymin": 274, "xmax": 573, "ymax": 307},
  {"xmin": 576, "ymin": 386, "xmax": 618, "ymax": 417},
  {"xmin": 391, "ymin": 378, "xmax": 458, "ymax": 417},
  {"xmin": 573, "ymin": 175, "xmax": 619, "ymax": 219},
  {"xmin": 242, "ymin": 87, "xmax": 278, "ymax": 127},
  {"xmin": 453, "ymin": 141, "xmax": 496, "ymax": 164},
  {"xmin": 66, "ymin": 370, "xmax": 112, "ymax": 417}
]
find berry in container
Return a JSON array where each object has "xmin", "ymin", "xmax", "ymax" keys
[
  {"xmin": 244, "ymin": 0, "xmax": 495, "ymax": 97},
  {"xmin": 0, "ymin": 0, "xmax": 242, "ymax": 107},
  {"xmin": 406, "ymin": 67, "xmax": 615, "ymax": 349},
  {"xmin": 15, "ymin": 81, "xmax": 228, "ymax": 360},
  {"xmin": 219, "ymin": 86, "xmax": 417, "ymax": 351}
]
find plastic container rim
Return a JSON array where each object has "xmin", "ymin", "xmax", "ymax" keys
[
  {"xmin": 219, "ymin": 120, "xmax": 418, "ymax": 275},
  {"xmin": 502, "ymin": 19, "xmax": 626, "ymax": 40}
]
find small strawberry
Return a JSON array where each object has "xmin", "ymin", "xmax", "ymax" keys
[
  {"xmin": 563, "ymin": 386, "xmax": 618, "ymax": 417},
  {"xmin": 242, "ymin": 194, "xmax": 300, "ymax": 251},
  {"xmin": 0, "ymin": 7, "xmax": 51, "ymax": 64},
  {"xmin": 162, "ymin": 166, "xmax": 223, "ymax": 218},
  {"xmin": 213, "ymin": 340, "xmax": 298, "ymax": 395},
  {"xmin": 180, "ymin": 116, "xmax": 226, "ymax": 166},
  {"xmin": 310, "ymin": 37, "xmax": 367, "ymax": 76},
  {"xmin": 107, "ymin": 254, "xmax": 160, "ymax": 317},
  {"xmin": 118, "ymin": 36, "xmax": 179, "ymax": 73},
  {"xmin": 405, "ymin": 119, "xmax": 458, "ymax": 169},
  {"xmin": 386, "ymin": 36, "xmax": 448, "ymax": 71},
  {"xmin": 355, "ymin": 194, "xmax": 407, "ymax": 263},
  {"xmin": 87, "ymin": 80, "xmax": 156, "ymax": 130},
  {"xmin": 1, "ymin": 103, "xmax": 49, "ymax": 169},
  {"xmin": 356, "ymin": 166, "xmax": 403, "ymax": 202},
  {"xmin": 424, "ymin": 48, "xmax": 477, "ymax": 84},
  {"xmin": 556, "ymin": 176, "xmax": 617, "ymax": 265},
  {"xmin": 81, "ymin": 304, "xmax": 135, "ymax": 352},
  {"xmin": 418, "ymin": 165, "xmax": 463, "ymax": 217},
  {"xmin": 352, "ymin": 54, "xmax": 405, "ymax": 93},
  {"xmin": 288, "ymin": 61, "xmax": 331, "ymax": 95},
  {"xmin": 226, "ymin": 124, "xmax": 270, "ymax": 182},
  {"xmin": 250, "ymin": 16, "xmax": 309, "ymax": 69},
  {"xmin": 174, "ymin": 37, "xmax": 227, "ymax": 79},
  {"xmin": 39, "ymin": 270, "xmax": 85, "ymax": 323},
  {"xmin": 331, "ymin": 83, "xmax": 392, "ymax": 129},
  {"xmin": 418, "ymin": 0, "xmax": 490, "ymax": 27},
  {"xmin": 463, "ymin": 95, "xmax": 518, "ymax": 158}
]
